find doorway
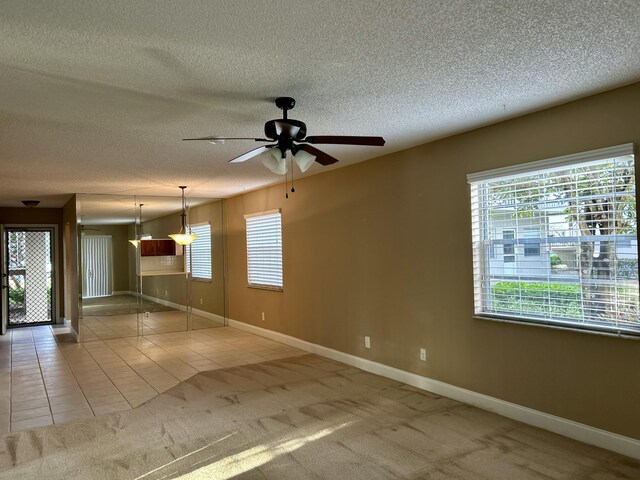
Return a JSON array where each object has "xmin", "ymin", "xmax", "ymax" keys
[
  {"xmin": 1, "ymin": 227, "xmax": 56, "ymax": 328},
  {"xmin": 81, "ymin": 235, "xmax": 113, "ymax": 299}
]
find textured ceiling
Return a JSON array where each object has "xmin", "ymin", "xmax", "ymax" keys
[
  {"xmin": 1, "ymin": 0, "xmax": 640, "ymax": 210},
  {"xmin": 77, "ymin": 194, "xmax": 216, "ymax": 225}
]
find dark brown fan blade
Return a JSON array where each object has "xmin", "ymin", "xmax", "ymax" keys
[
  {"xmin": 229, "ymin": 145, "xmax": 276, "ymax": 163},
  {"xmin": 183, "ymin": 136, "xmax": 269, "ymax": 142},
  {"xmin": 303, "ymin": 135, "xmax": 385, "ymax": 146},
  {"xmin": 298, "ymin": 144, "xmax": 339, "ymax": 166}
]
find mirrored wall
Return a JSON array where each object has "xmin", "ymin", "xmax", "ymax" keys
[{"xmin": 76, "ymin": 194, "xmax": 225, "ymax": 341}]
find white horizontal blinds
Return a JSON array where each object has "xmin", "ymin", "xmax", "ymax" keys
[
  {"xmin": 469, "ymin": 144, "xmax": 639, "ymax": 335},
  {"xmin": 187, "ymin": 224, "xmax": 212, "ymax": 280},
  {"xmin": 245, "ymin": 211, "xmax": 283, "ymax": 288}
]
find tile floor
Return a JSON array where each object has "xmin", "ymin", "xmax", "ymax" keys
[
  {"xmin": 0, "ymin": 324, "xmax": 304, "ymax": 434},
  {"xmin": 82, "ymin": 310, "xmax": 225, "ymax": 341}
]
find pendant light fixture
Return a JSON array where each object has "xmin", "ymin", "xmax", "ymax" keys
[
  {"xmin": 129, "ymin": 203, "xmax": 144, "ymax": 247},
  {"xmin": 169, "ymin": 186, "xmax": 197, "ymax": 245}
]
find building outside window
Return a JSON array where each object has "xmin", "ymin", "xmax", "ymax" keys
[{"xmin": 523, "ymin": 227, "xmax": 541, "ymax": 257}]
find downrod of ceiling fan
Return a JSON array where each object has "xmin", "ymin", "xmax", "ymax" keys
[{"xmin": 275, "ymin": 97, "xmax": 296, "ymax": 120}]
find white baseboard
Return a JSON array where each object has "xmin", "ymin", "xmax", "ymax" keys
[
  {"xmin": 63, "ymin": 317, "xmax": 78, "ymax": 341},
  {"xmin": 139, "ymin": 294, "xmax": 225, "ymax": 325},
  {"xmin": 191, "ymin": 308, "xmax": 225, "ymax": 324},
  {"xmin": 140, "ymin": 293, "xmax": 184, "ymax": 311},
  {"xmin": 227, "ymin": 319, "xmax": 640, "ymax": 461}
]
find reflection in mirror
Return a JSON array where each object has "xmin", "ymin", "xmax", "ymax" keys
[{"xmin": 76, "ymin": 194, "xmax": 225, "ymax": 341}]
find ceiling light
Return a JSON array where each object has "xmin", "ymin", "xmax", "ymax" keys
[
  {"xmin": 259, "ymin": 147, "xmax": 317, "ymax": 175},
  {"xmin": 293, "ymin": 149, "xmax": 316, "ymax": 173},
  {"xmin": 261, "ymin": 149, "xmax": 288, "ymax": 175},
  {"xmin": 169, "ymin": 186, "xmax": 197, "ymax": 245},
  {"xmin": 129, "ymin": 203, "xmax": 144, "ymax": 247}
]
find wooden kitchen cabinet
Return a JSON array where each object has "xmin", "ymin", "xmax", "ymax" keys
[{"xmin": 140, "ymin": 239, "xmax": 177, "ymax": 256}]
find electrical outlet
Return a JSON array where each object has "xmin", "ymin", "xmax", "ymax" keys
[
  {"xmin": 200, "ymin": 298, "xmax": 203, "ymax": 305},
  {"xmin": 145, "ymin": 311, "xmax": 149, "ymax": 318},
  {"xmin": 261, "ymin": 312, "xmax": 265, "ymax": 321},
  {"xmin": 420, "ymin": 348, "xmax": 427, "ymax": 361},
  {"xmin": 364, "ymin": 336, "xmax": 371, "ymax": 349}
]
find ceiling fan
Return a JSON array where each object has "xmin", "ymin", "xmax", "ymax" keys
[{"xmin": 183, "ymin": 97, "xmax": 385, "ymax": 175}]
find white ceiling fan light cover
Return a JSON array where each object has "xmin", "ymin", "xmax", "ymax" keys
[
  {"xmin": 293, "ymin": 149, "xmax": 316, "ymax": 172},
  {"xmin": 261, "ymin": 150, "xmax": 288, "ymax": 175}
]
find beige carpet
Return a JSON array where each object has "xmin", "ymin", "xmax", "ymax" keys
[{"xmin": 0, "ymin": 354, "xmax": 638, "ymax": 479}]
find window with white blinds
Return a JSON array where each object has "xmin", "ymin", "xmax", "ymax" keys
[
  {"xmin": 245, "ymin": 210, "xmax": 283, "ymax": 289},
  {"xmin": 468, "ymin": 144, "xmax": 639, "ymax": 336},
  {"xmin": 186, "ymin": 223, "xmax": 212, "ymax": 281}
]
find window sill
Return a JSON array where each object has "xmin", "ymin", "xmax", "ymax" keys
[
  {"xmin": 248, "ymin": 284, "xmax": 283, "ymax": 292},
  {"xmin": 191, "ymin": 278, "xmax": 212, "ymax": 283},
  {"xmin": 474, "ymin": 315, "xmax": 640, "ymax": 340}
]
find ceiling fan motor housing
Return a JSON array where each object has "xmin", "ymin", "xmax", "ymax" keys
[{"xmin": 264, "ymin": 119, "xmax": 307, "ymax": 141}]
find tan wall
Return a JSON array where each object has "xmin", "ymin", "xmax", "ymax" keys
[
  {"xmin": 189, "ymin": 201, "xmax": 225, "ymax": 318},
  {"xmin": 0, "ymin": 206, "xmax": 65, "ymax": 322},
  {"xmin": 62, "ymin": 196, "xmax": 79, "ymax": 336},
  {"xmin": 82, "ymin": 224, "xmax": 130, "ymax": 292},
  {"xmin": 128, "ymin": 223, "xmax": 137, "ymax": 292},
  {"xmin": 224, "ymin": 82, "xmax": 640, "ymax": 440}
]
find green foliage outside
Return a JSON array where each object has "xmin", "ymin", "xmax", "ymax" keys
[
  {"xmin": 491, "ymin": 281, "xmax": 639, "ymax": 323},
  {"xmin": 550, "ymin": 254, "xmax": 563, "ymax": 267},
  {"xmin": 9, "ymin": 287, "xmax": 25, "ymax": 306},
  {"xmin": 491, "ymin": 281, "xmax": 582, "ymax": 319},
  {"xmin": 617, "ymin": 258, "xmax": 639, "ymax": 279},
  {"xmin": 8, "ymin": 287, "xmax": 52, "ymax": 306}
]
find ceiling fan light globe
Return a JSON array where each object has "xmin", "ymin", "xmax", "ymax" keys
[
  {"xmin": 261, "ymin": 150, "xmax": 288, "ymax": 175},
  {"xmin": 293, "ymin": 149, "xmax": 316, "ymax": 172}
]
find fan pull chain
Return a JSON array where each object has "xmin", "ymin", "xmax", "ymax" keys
[
  {"xmin": 290, "ymin": 154, "xmax": 295, "ymax": 193},
  {"xmin": 285, "ymin": 171, "xmax": 288, "ymax": 199},
  {"xmin": 284, "ymin": 158, "xmax": 289, "ymax": 199}
]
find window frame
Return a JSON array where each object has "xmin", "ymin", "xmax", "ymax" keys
[
  {"xmin": 245, "ymin": 209, "xmax": 283, "ymax": 291},
  {"xmin": 468, "ymin": 143, "xmax": 640, "ymax": 338}
]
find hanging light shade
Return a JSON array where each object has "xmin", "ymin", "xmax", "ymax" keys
[
  {"xmin": 169, "ymin": 186, "xmax": 197, "ymax": 245},
  {"xmin": 129, "ymin": 203, "xmax": 144, "ymax": 247},
  {"xmin": 261, "ymin": 148, "xmax": 288, "ymax": 175},
  {"xmin": 293, "ymin": 149, "xmax": 316, "ymax": 172},
  {"xmin": 260, "ymin": 147, "xmax": 317, "ymax": 175}
]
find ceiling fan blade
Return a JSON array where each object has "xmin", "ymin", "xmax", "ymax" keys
[
  {"xmin": 229, "ymin": 145, "xmax": 276, "ymax": 163},
  {"xmin": 298, "ymin": 144, "xmax": 339, "ymax": 166},
  {"xmin": 183, "ymin": 136, "xmax": 270, "ymax": 142},
  {"xmin": 303, "ymin": 135, "xmax": 385, "ymax": 146}
]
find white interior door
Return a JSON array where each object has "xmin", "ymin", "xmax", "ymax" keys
[{"xmin": 82, "ymin": 235, "xmax": 113, "ymax": 298}]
